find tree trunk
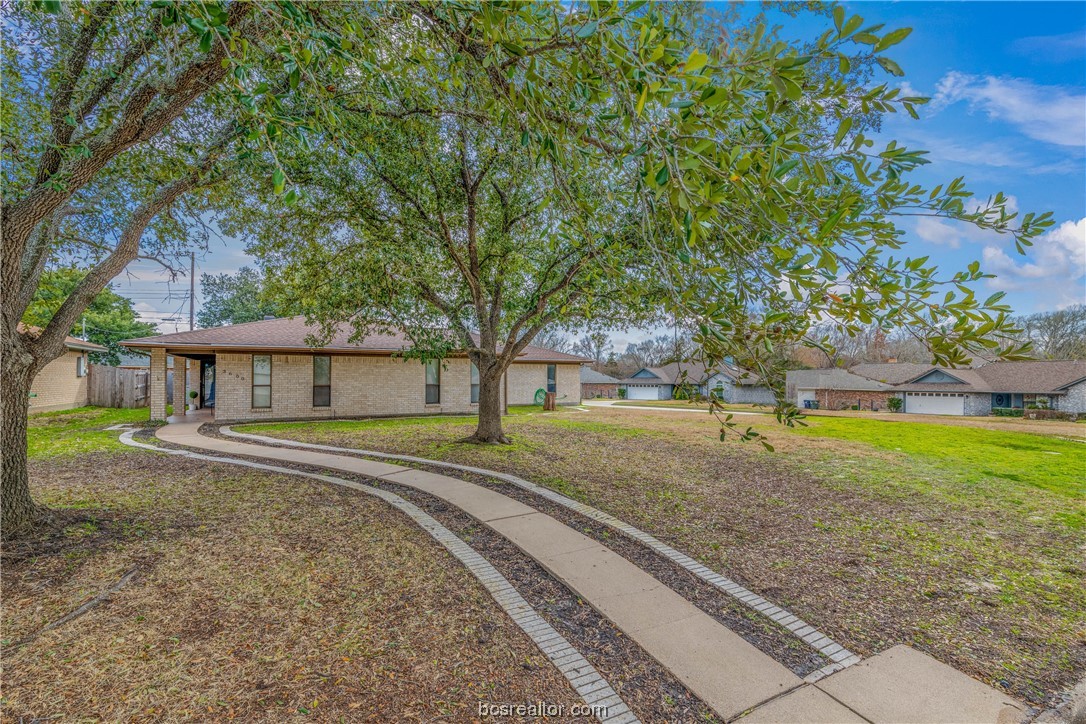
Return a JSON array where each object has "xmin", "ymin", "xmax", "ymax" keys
[
  {"xmin": 473, "ymin": 367, "xmax": 508, "ymax": 443},
  {"xmin": 1, "ymin": 338, "xmax": 38, "ymax": 537}
]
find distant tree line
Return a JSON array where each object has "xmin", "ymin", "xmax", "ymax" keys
[
  {"xmin": 802, "ymin": 305, "xmax": 1086, "ymax": 368},
  {"xmin": 534, "ymin": 304, "xmax": 1086, "ymax": 377}
]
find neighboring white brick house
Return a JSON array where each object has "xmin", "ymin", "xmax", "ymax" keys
[{"xmin": 122, "ymin": 317, "xmax": 588, "ymax": 423}]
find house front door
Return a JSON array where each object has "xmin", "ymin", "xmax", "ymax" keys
[{"xmin": 202, "ymin": 361, "xmax": 216, "ymax": 408}]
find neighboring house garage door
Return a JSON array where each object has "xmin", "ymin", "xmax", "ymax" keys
[
  {"xmin": 905, "ymin": 392, "xmax": 965, "ymax": 415},
  {"xmin": 626, "ymin": 385, "xmax": 661, "ymax": 400}
]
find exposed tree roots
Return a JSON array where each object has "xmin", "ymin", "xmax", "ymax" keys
[
  {"xmin": 457, "ymin": 434, "xmax": 514, "ymax": 445},
  {"xmin": 2, "ymin": 566, "xmax": 141, "ymax": 653}
]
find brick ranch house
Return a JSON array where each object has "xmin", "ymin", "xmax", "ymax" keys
[
  {"xmin": 21, "ymin": 324, "xmax": 107, "ymax": 413},
  {"xmin": 787, "ymin": 360, "xmax": 1086, "ymax": 415},
  {"xmin": 120, "ymin": 316, "xmax": 588, "ymax": 423}
]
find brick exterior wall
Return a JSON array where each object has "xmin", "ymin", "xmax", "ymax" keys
[
  {"xmin": 731, "ymin": 384, "xmax": 776, "ymax": 405},
  {"xmin": 963, "ymin": 393, "xmax": 992, "ymax": 416},
  {"xmin": 207, "ymin": 354, "xmax": 582, "ymax": 423},
  {"xmin": 28, "ymin": 349, "xmax": 90, "ymax": 413},
  {"xmin": 818, "ymin": 389, "xmax": 899, "ymax": 411},
  {"xmin": 150, "ymin": 348, "xmax": 168, "ymax": 420},
  {"xmin": 172, "ymin": 359, "xmax": 188, "ymax": 413},
  {"xmin": 1057, "ymin": 380, "xmax": 1086, "ymax": 414},
  {"xmin": 505, "ymin": 362, "xmax": 580, "ymax": 406},
  {"xmin": 700, "ymin": 374, "xmax": 775, "ymax": 405},
  {"xmin": 582, "ymin": 383, "xmax": 618, "ymax": 399}
]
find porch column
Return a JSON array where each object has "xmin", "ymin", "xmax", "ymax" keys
[
  {"xmin": 149, "ymin": 348, "xmax": 168, "ymax": 421},
  {"xmin": 172, "ymin": 357, "xmax": 187, "ymax": 417}
]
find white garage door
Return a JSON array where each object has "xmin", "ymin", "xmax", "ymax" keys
[
  {"xmin": 626, "ymin": 385, "xmax": 660, "ymax": 400},
  {"xmin": 906, "ymin": 393, "xmax": 965, "ymax": 415}
]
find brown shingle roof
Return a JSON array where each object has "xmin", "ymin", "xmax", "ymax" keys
[
  {"xmin": 119, "ymin": 316, "xmax": 589, "ymax": 363},
  {"xmin": 581, "ymin": 367, "xmax": 620, "ymax": 384},
  {"xmin": 820, "ymin": 360, "xmax": 1086, "ymax": 395},
  {"xmin": 974, "ymin": 360, "xmax": 1086, "ymax": 393},
  {"xmin": 619, "ymin": 361, "xmax": 711, "ymax": 385},
  {"xmin": 619, "ymin": 361, "xmax": 765, "ymax": 386},
  {"xmin": 849, "ymin": 362, "xmax": 934, "ymax": 385},
  {"xmin": 787, "ymin": 368, "xmax": 893, "ymax": 392}
]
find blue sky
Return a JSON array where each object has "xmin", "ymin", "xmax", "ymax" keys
[
  {"xmin": 116, "ymin": 2, "xmax": 1086, "ymax": 345},
  {"xmin": 759, "ymin": 1, "xmax": 1086, "ymax": 315}
]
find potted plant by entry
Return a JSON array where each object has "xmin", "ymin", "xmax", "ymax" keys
[{"xmin": 188, "ymin": 389, "xmax": 199, "ymax": 411}]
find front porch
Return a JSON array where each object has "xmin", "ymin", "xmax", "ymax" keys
[
  {"xmin": 148, "ymin": 348, "xmax": 216, "ymax": 421},
  {"xmin": 990, "ymin": 392, "xmax": 1056, "ymax": 411},
  {"xmin": 167, "ymin": 407, "xmax": 214, "ymax": 425}
]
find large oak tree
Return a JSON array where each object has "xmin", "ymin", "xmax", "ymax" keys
[{"xmin": 228, "ymin": 104, "xmax": 657, "ymax": 442}]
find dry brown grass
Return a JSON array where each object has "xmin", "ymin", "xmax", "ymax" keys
[{"xmin": 2, "ymin": 451, "xmax": 575, "ymax": 721}]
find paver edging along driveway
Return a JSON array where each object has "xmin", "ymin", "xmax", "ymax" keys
[
  {"xmin": 219, "ymin": 422, "xmax": 857, "ymax": 681},
  {"xmin": 158, "ymin": 418, "xmax": 804, "ymax": 720}
]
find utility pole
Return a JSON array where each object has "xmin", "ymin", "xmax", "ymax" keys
[
  {"xmin": 189, "ymin": 252, "xmax": 195, "ymax": 331},
  {"xmin": 186, "ymin": 253, "xmax": 195, "ymax": 412}
]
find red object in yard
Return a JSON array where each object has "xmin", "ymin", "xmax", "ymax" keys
[{"xmin": 543, "ymin": 392, "xmax": 557, "ymax": 411}]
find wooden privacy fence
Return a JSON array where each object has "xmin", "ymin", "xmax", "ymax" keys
[{"xmin": 88, "ymin": 364, "xmax": 150, "ymax": 408}]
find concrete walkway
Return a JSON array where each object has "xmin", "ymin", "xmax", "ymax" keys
[{"xmin": 157, "ymin": 415, "xmax": 1027, "ymax": 723}]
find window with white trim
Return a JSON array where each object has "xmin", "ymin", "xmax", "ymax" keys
[
  {"xmin": 252, "ymin": 355, "xmax": 272, "ymax": 408},
  {"xmin": 313, "ymin": 355, "xmax": 331, "ymax": 407},
  {"xmin": 425, "ymin": 359, "xmax": 440, "ymax": 404}
]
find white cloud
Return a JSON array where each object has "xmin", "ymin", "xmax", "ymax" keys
[
  {"xmin": 915, "ymin": 216, "xmax": 960, "ymax": 248},
  {"xmin": 931, "ymin": 72, "xmax": 1086, "ymax": 147},
  {"xmin": 1010, "ymin": 31, "xmax": 1086, "ymax": 63},
  {"xmin": 898, "ymin": 81, "xmax": 922, "ymax": 99},
  {"xmin": 982, "ymin": 217, "xmax": 1086, "ymax": 309}
]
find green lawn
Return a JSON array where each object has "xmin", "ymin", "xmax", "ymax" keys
[
  {"xmin": 612, "ymin": 399, "xmax": 770, "ymax": 413},
  {"xmin": 26, "ymin": 406, "xmax": 160, "ymax": 458},
  {"xmin": 788, "ymin": 416, "xmax": 1085, "ymax": 526}
]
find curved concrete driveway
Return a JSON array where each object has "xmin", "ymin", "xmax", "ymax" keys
[{"xmin": 157, "ymin": 416, "xmax": 1026, "ymax": 724}]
